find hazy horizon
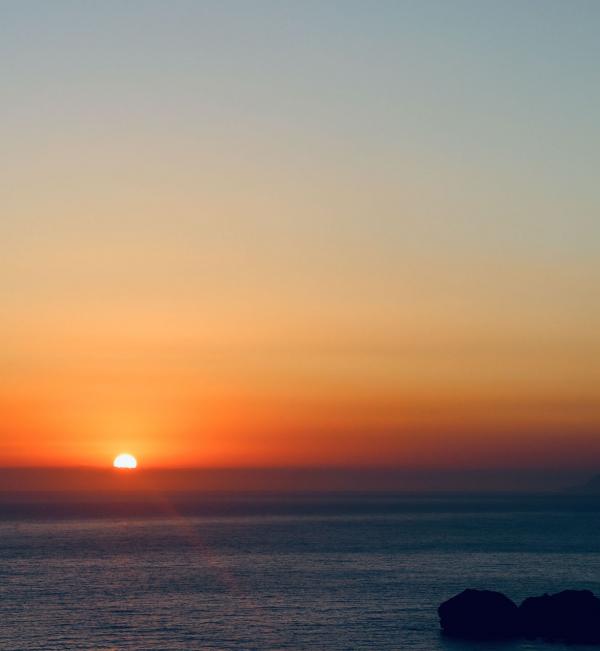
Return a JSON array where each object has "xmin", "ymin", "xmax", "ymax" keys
[{"xmin": 0, "ymin": 465, "xmax": 596, "ymax": 494}]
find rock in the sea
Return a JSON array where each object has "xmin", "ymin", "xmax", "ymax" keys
[
  {"xmin": 519, "ymin": 590, "xmax": 600, "ymax": 643},
  {"xmin": 438, "ymin": 589, "xmax": 520, "ymax": 638}
]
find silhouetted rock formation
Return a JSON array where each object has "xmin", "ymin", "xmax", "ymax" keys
[
  {"xmin": 439, "ymin": 589, "xmax": 600, "ymax": 643},
  {"xmin": 520, "ymin": 590, "xmax": 600, "ymax": 643},
  {"xmin": 438, "ymin": 589, "xmax": 520, "ymax": 638}
]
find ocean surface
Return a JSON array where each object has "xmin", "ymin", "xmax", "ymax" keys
[{"xmin": 1, "ymin": 493, "xmax": 600, "ymax": 650}]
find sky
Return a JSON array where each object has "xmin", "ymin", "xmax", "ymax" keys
[{"xmin": 1, "ymin": 1, "xmax": 599, "ymax": 471}]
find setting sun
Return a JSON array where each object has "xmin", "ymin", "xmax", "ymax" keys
[{"xmin": 113, "ymin": 453, "xmax": 137, "ymax": 469}]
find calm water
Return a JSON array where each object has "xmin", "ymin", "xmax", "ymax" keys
[{"xmin": 1, "ymin": 493, "xmax": 600, "ymax": 650}]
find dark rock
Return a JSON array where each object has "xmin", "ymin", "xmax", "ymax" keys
[
  {"xmin": 519, "ymin": 590, "xmax": 600, "ymax": 643},
  {"xmin": 438, "ymin": 589, "xmax": 520, "ymax": 638}
]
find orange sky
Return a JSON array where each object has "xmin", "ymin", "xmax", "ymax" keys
[
  {"xmin": 2, "ymin": 302, "xmax": 598, "ymax": 468},
  {"xmin": 2, "ymin": 2, "xmax": 599, "ymax": 470}
]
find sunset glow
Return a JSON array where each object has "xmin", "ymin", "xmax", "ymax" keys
[{"xmin": 1, "ymin": 1, "xmax": 598, "ymax": 478}]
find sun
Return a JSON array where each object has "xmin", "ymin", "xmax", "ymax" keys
[{"xmin": 113, "ymin": 453, "xmax": 138, "ymax": 469}]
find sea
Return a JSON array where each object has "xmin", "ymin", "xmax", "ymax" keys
[{"xmin": 1, "ymin": 493, "xmax": 600, "ymax": 650}]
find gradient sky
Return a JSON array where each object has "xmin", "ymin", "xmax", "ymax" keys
[{"xmin": 1, "ymin": 1, "xmax": 599, "ymax": 469}]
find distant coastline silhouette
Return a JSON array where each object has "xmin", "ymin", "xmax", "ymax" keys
[{"xmin": 439, "ymin": 588, "xmax": 600, "ymax": 643}]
